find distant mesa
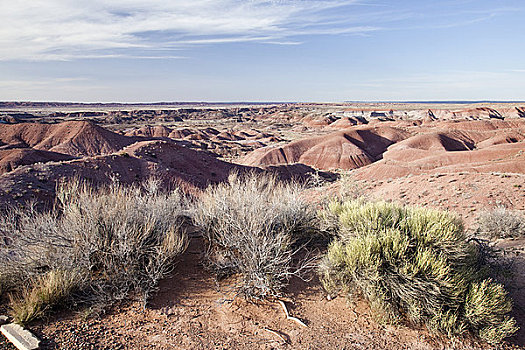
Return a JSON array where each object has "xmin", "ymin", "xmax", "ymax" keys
[
  {"xmin": 328, "ymin": 116, "xmax": 368, "ymax": 129},
  {"xmin": 124, "ymin": 125, "xmax": 172, "ymax": 138}
]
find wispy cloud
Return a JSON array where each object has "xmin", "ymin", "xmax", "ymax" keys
[
  {"xmin": 376, "ymin": 3, "xmax": 522, "ymax": 31},
  {"xmin": 0, "ymin": 0, "xmax": 378, "ymax": 61},
  {"xmin": 429, "ymin": 7, "xmax": 520, "ymax": 29}
]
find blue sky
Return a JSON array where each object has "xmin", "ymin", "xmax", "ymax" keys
[{"xmin": 1, "ymin": 0, "xmax": 524, "ymax": 102}]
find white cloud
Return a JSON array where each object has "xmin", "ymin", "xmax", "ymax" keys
[{"xmin": 0, "ymin": 0, "xmax": 375, "ymax": 61}]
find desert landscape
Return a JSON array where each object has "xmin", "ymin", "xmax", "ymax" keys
[
  {"xmin": 1, "ymin": 102, "xmax": 525, "ymax": 349},
  {"xmin": 2, "ymin": 1, "xmax": 525, "ymax": 349}
]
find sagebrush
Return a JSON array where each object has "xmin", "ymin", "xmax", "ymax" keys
[
  {"xmin": 319, "ymin": 200, "xmax": 517, "ymax": 344},
  {"xmin": 477, "ymin": 206, "xmax": 525, "ymax": 239},
  {"xmin": 192, "ymin": 171, "xmax": 319, "ymax": 299},
  {"xmin": 0, "ymin": 179, "xmax": 187, "ymax": 322}
]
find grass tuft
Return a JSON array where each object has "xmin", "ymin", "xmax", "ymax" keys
[{"xmin": 10, "ymin": 269, "xmax": 85, "ymax": 325}]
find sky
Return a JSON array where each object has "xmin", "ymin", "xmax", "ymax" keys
[{"xmin": 1, "ymin": 0, "xmax": 525, "ymax": 102}]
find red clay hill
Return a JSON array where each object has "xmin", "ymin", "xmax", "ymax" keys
[
  {"xmin": 242, "ymin": 119, "xmax": 525, "ymax": 179},
  {"xmin": 0, "ymin": 120, "xmax": 137, "ymax": 157},
  {"xmin": 1, "ymin": 105, "xmax": 525, "ymax": 208},
  {"xmin": 242, "ymin": 126, "xmax": 409, "ymax": 170}
]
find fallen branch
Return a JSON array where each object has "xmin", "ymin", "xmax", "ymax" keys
[
  {"xmin": 277, "ymin": 300, "xmax": 307, "ymax": 328},
  {"xmin": 263, "ymin": 327, "xmax": 287, "ymax": 343}
]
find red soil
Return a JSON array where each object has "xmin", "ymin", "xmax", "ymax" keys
[
  {"xmin": 32, "ymin": 238, "xmax": 513, "ymax": 350},
  {"xmin": 0, "ymin": 148, "xmax": 74, "ymax": 175},
  {"xmin": 242, "ymin": 126, "xmax": 409, "ymax": 170},
  {"xmin": 0, "ymin": 121, "xmax": 136, "ymax": 157}
]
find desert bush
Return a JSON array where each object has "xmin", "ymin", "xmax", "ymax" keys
[
  {"xmin": 315, "ymin": 173, "xmax": 369, "ymax": 238},
  {"xmin": 336, "ymin": 172, "xmax": 367, "ymax": 201},
  {"xmin": 477, "ymin": 206, "xmax": 525, "ymax": 239},
  {"xmin": 0, "ymin": 203, "xmax": 63, "ymax": 296},
  {"xmin": 0, "ymin": 179, "xmax": 188, "ymax": 322},
  {"xmin": 192, "ymin": 171, "xmax": 318, "ymax": 299},
  {"xmin": 319, "ymin": 200, "xmax": 517, "ymax": 343}
]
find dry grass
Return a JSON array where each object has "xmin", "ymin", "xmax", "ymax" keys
[
  {"xmin": 319, "ymin": 200, "xmax": 518, "ymax": 344},
  {"xmin": 192, "ymin": 171, "xmax": 319, "ymax": 299},
  {"xmin": 0, "ymin": 179, "xmax": 188, "ymax": 322},
  {"xmin": 10, "ymin": 269, "xmax": 85, "ymax": 325}
]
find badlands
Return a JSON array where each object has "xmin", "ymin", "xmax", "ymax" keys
[{"xmin": 0, "ymin": 101, "xmax": 524, "ymax": 349}]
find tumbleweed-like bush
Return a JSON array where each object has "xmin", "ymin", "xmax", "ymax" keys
[
  {"xmin": 192, "ymin": 171, "xmax": 319, "ymax": 299},
  {"xmin": 477, "ymin": 206, "xmax": 525, "ymax": 239},
  {"xmin": 319, "ymin": 200, "xmax": 517, "ymax": 344},
  {"xmin": 0, "ymin": 179, "xmax": 187, "ymax": 323}
]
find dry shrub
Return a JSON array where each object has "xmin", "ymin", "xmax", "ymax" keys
[
  {"xmin": 192, "ymin": 171, "xmax": 318, "ymax": 299},
  {"xmin": 336, "ymin": 172, "xmax": 367, "ymax": 201},
  {"xmin": 319, "ymin": 200, "xmax": 517, "ymax": 344},
  {"xmin": 477, "ymin": 206, "xmax": 525, "ymax": 239},
  {"xmin": 0, "ymin": 179, "xmax": 187, "ymax": 322},
  {"xmin": 0, "ymin": 275, "xmax": 6, "ymax": 297}
]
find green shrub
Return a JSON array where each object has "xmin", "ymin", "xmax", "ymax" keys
[
  {"xmin": 192, "ymin": 171, "xmax": 318, "ymax": 299},
  {"xmin": 477, "ymin": 206, "xmax": 525, "ymax": 239},
  {"xmin": 0, "ymin": 179, "xmax": 188, "ymax": 322},
  {"xmin": 464, "ymin": 279, "xmax": 517, "ymax": 343},
  {"xmin": 319, "ymin": 200, "xmax": 517, "ymax": 344}
]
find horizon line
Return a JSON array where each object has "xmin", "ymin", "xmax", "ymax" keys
[{"xmin": 2, "ymin": 100, "xmax": 525, "ymax": 106}]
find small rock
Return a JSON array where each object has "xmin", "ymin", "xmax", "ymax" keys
[
  {"xmin": 0, "ymin": 315, "xmax": 8, "ymax": 325},
  {"xmin": 1, "ymin": 323, "xmax": 40, "ymax": 350}
]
